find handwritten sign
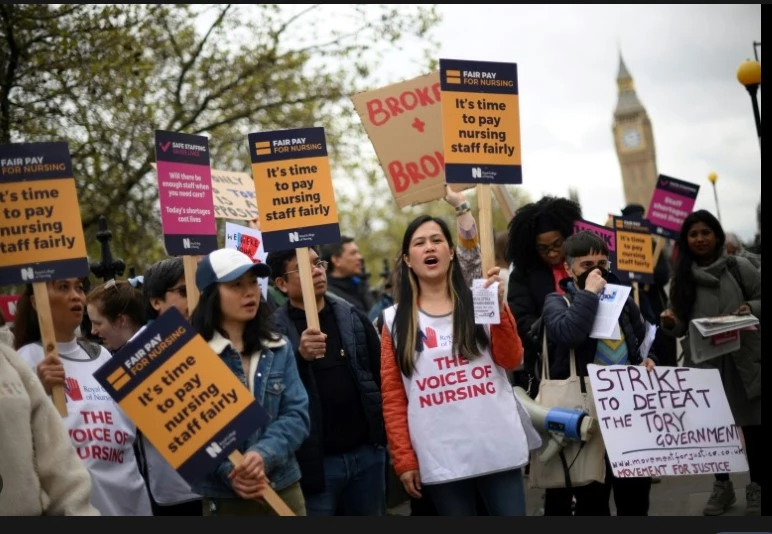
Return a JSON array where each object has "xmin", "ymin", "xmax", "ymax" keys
[
  {"xmin": 211, "ymin": 169, "xmax": 259, "ymax": 220},
  {"xmin": 351, "ymin": 72, "xmax": 473, "ymax": 207},
  {"xmin": 247, "ymin": 127, "xmax": 340, "ymax": 251},
  {"xmin": 574, "ymin": 218, "xmax": 618, "ymax": 277},
  {"xmin": 93, "ymin": 308, "xmax": 270, "ymax": 485},
  {"xmin": 0, "ymin": 141, "xmax": 89, "ymax": 285},
  {"xmin": 439, "ymin": 59, "xmax": 522, "ymax": 184},
  {"xmin": 613, "ymin": 216, "xmax": 654, "ymax": 284},
  {"xmin": 646, "ymin": 174, "xmax": 700, "ymax": 239},
  {"xmin": 587, "ymin": 364, "xmax": 749, "ymax": 478},
  {"xmin": 154, "ymin": 130, "xmax": 218, "ymax": 256}
]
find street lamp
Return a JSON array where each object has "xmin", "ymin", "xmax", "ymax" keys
[
  {"xmin": 736, "ymin": 59, "xmax": 761, "ymax": 152},
  {"xmin": 707, "ymin": 172, "xmax": 721, "ymax": 223}
]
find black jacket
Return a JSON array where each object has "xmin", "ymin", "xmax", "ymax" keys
[
  {"xmin": 507, "ymin": 265, "xmax": 557, "ymax": 370},
  {"xmin": 542, "ymin": 278, "xmax": 656, "ymax": 380},
  {"xmin": 272, "ymin": 292, "xmax": 386, "ymax": 493}
]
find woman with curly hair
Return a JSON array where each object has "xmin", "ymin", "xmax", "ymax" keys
[
  {"xmin": 505, "ymin": 196, "xmax": 582, "ymax": 517},
  {"xmin": 505, "ymin": 196, "xmax": 582, "ymax": 396}
]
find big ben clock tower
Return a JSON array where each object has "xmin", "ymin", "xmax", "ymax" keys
[{"xmin": 613, "ymin": 55, "xmax": 658, "ymax": 209}]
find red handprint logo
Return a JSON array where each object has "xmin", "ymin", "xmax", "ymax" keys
[
  {"xmin": 64, "ymin": 377, "xmax": 83, "ymax": 401},
  {"xmin": 420, "ymin": 327, "xmax": 438, "ymax": 349}
]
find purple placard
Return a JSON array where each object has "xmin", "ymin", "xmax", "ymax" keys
[
  {"xmin": 155, "ymin": 131, "xmax": 218, "ymax": 256},
  {"xmin": 646, "ymin": 174, "xmax": 700, "ymax": 239}
]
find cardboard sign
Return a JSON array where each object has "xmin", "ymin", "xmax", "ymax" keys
[
  {"xmin": 351, "ymin": 72, "xmax": 473, "ymax": 207},
  {"xmin": 613, "ymin": 216, "xmax": 654, "ymax": 284},
  {"xmin": 574, "ymin": 218, "xmax": 619, "ymax": 277},
  {"xmin": 646, "ymin": 175, "xmax": 700, "ymax": 240},
  {"xmin": 0, "ymin": 142, "xmax": 89, "ymax": 285},
  {"xmin": 587, "ymin": 364, "xmax": 749, "ymax": 478},
  {"xmin": 154, "ymin": 131, "xmax": 218, "ymax": 256},
  {"xmin": 439, "ymin": 59, "xmax": 522, "ymax": 184},
  {"xmin": 211, "ymin": 169, "xmax": 259, "ymax": 220},
  {"xmin": 93, "ymin": 308, "xmax": 270, "ymax": 485},
  {"xmin": 247, "ymin": 127, "xmax": 340, "ymax": 251}
]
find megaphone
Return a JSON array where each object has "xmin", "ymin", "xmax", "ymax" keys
[{"xmin": 513, "ymin": 386, "xmax": 599, "ymax": 464}]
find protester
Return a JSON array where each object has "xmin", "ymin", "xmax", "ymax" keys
[
  {"xmin": 0, "ymin": 341, "xmax": 100, "ymax": 516},
  {"xmin": 85, "ymin": 278, "xmax": 146, "ymax": 354},
  {"xmin": 190, "ymin": 248, "xmax": 310, "ymax": 516},
  {"xmin": 660, "ymin": 210, "xmax": 761, "ymax": 516},
  {"xmin": 13, "ymin": 277, "xmax": 152, "ymax": 516},
  {"xmin": 266, "ymin": 246, "xmax": 387, "ymax": 516},
  {"xmin": 380, "ymin": 214, "xmax": 532, "ymax": 516},
  {"xmin": 542, "ymin": 230, "xmax": 656, "ymax": 515},
  {"xmin": 321, "ymin": 236, "xmax": 375, "ymax": 314}
]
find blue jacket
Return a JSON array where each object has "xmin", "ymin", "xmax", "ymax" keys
[
  {"xmin": 542, "ymin": 279, "xmax": 656, "ymax": 380},
  {"xmin": 191, "ymin": 332, "xmax": 310, "ymax": 498}
]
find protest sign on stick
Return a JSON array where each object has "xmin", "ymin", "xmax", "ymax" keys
[
  {"xmin": 1, "ymin": 141, "xmax": 90, "ymax": 416},
  {"xmin": 93, "ymin": 307, "xmax": 294, "ymax": 516},
  {"xmin": 154, "ymin": 131, "xmax": 219, "ymax": 312},
  {"xmin": 439, "ymin": 59, "xmax": 522, "ymax": 274},
  {"xmin": 247, "ymin": 127, "xmax": 340, "ymax": 332}
]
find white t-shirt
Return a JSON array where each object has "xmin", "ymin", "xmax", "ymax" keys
[
  {"xmin": 128, "ymin": 326, "xmax": 202, "ymax": 506},
  {"xmin": 383, "ymin": 306, "xmax": 530, "ymax": 485},
  {"xmin": 17, "ymin": 339, "xmax": 153, "ymax": 516}
]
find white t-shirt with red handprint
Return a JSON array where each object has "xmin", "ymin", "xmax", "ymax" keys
[{"xmin": 17, "ymin": 339, "xmax": 152, "ymax": 516}]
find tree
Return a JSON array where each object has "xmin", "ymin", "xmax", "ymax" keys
[{"xmin": 1, "ymin": 4, "xmax": 441, "ymax": 273}]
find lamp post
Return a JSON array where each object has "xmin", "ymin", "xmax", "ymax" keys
[
  {"xmin": 736, "ymin": 58, "xmax": 761, "ymax": 152},
  {"xmin": 707, "ymin": 172, "xmax": 721, "ymax": 223}
]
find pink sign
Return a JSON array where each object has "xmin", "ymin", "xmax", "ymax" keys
[
  {"xmin": 646, "ymin": 175, "xmax": 700, "ymax": 239},
  {"xmin": 154, "ymin": 130, "xmax": 218, "ymax": 256}
]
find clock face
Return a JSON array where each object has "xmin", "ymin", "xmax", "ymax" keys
[{"xmin": 622, "ymin": 128, "xmax": 642, "ymax": 149}]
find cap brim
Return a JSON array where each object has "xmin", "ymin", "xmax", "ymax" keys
[{"xmin": 218, "ymin": 262, "xmax": 272, "ymax": 283}]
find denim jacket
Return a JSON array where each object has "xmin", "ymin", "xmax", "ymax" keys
[{"xmin": 191, "ymin": 332, "xmax": 310, "ymax": 498}]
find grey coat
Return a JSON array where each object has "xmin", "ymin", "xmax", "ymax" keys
[{"xmin": 662, "ymin": 254, "xmax": 761, "ymax": 426}]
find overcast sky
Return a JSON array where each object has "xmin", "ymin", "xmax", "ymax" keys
[{"xmin": 371, "ymin": 4, "xmax": 762, "ymax": 242}]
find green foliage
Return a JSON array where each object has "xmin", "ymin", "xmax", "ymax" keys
[{"xmin": 1, "ymin": 4, "xmax": 441, "ymax": 275}]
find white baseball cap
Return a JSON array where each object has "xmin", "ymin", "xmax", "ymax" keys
[{"xmin": 195, "ymin": 248, "xmax": 271, "ymax": 293}]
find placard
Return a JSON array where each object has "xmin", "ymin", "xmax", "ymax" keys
[
  {"xmin": 646, "ymin": 174, "xmax": 700, "ymax": 239},
  {"xmin": 93, "ymin": 308, "xmax": 270, "ymax": 485},
  {"xmin": 154, "ymin": 131, "xmax": 218, "ymax": 256},
  {"xmin": 247, "ymin": 127, "xmax": 340, "ymax": 251},
  {"xmin": 588, "ymin": 364, "xmax": 749, "ymax": 478},
  {"xmin": 613, "ymin": 216, "xmax": 654, "ymax": 284},
  {"xmin": 439, "ymin": 59, "xmax": 522, "ymax": 184},
  {"xmin": 0, "ymin": 141, "xmax": 89, "ymax": 285}
]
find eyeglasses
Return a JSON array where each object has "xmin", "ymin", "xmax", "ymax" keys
[
  {"xmin": 283, "ymin": 260, "xmax": 328, "ymax": 277},
  {"xmin": 536, "ymin": 239, "xmax": 564, "ymax": 255},
  {"xmin": 166, "ymin": 285, "xmax": 187, "ymax": 298}
]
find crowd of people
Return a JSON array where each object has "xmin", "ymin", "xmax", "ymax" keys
[{"xmin": 0, "ymin": 188, "xmax": 761, "ymax": 517}]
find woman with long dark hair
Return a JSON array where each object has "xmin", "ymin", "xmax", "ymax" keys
[
  {"xmin": 661, "ymin": 210, "xmax": 761, "ymax": 516},
  {"xmin": 189, "ymin": 248, "xmax": 310, "ymax": 515},
  {"xmin": 380, "ymin": 215, "xmax": 534, "ymax": 516}
]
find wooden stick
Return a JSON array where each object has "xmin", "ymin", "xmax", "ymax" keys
[
  {"xmin": 296, "ymin": 248, "xmax": 320, "ymax": 332},
  {"xmin": 182, "ymin": 256, "xmax": 200, "ymax": 314},
  {"xmin": 228, "ymin": 451, "xmax": 295, "ymax": 516},
  {"xmin": 477, "ymin": 184, "xmax": 494, "ymax": 275},
  {"xmin": 32, "ymin": 282, "xmax": 67, "ymax": 416},
  {"xmin": 651, "ymin": 235, "xmax": 666, "ymax": 267},
  {"xmin": 492, "ymin": 185, "xmax": 516, "ymax": 222}
]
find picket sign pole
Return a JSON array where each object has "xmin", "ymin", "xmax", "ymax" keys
[
  {"xmin": 631, "ymin": 281, "xmax": 641, "ymax": 308},
  {"xmin": 182, "ymin": 256, "xmax": 200, "ymax": 313},
  {"xmin": 651, "ymin": 235, "xmax": 666, "ymax": 266},
  {"xmin": 32, "ymin": 282, "xmax": 67, "ymax": 416},
  {"xmin": 476, "ymin": 184, "xmax": 495, "ymax": 275},
  {"xmin": 296, "ymin": 247, "xmax": 321, "ymax": 332},
  {"xmin": 493, "ymin": 184, "xmax": 516, "ymax": 223},
  {"xmin": 227, "ymin": 450, "xmax": 295, "ymax": 516}
]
